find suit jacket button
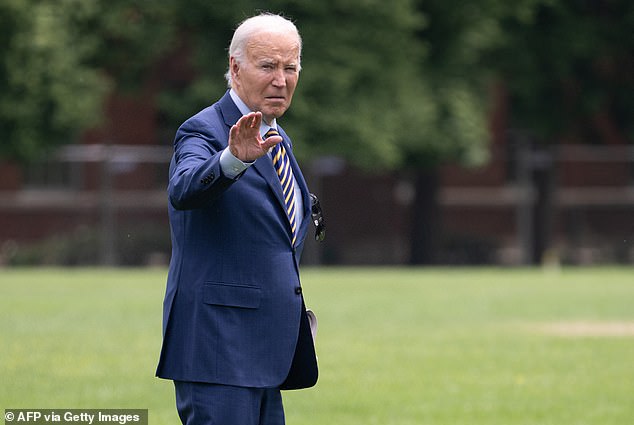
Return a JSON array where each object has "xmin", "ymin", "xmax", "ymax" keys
[{"xmin": 294, "ymin": 286, "xmax": 302, "ymax": 295}]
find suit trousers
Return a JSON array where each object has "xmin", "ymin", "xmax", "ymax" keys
[{"xmin": 174, "ymin": 381, "xmax": 285, "ymax": 425}]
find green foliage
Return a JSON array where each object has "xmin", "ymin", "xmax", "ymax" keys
[
  {"xmin": 280, "ymin": 0, "xmax": 430, "ymax": 169},
  {"xmin": 483, "ymin": 0, "xmax": 634, "ymax": 143},
  {"xmin": 0, "ymin": 0, "xmax": 180, "ymax": 163},
  {"xmin": 1, "ymin": 0, "xmax": 630, "ymax": 166},
  {"xmin": 80, "ymin": 0, "xmax": 179, "ymax": 90},
  {"xmin": 156, "ymin": 1, "xmax": 251, "ymax": 128},
  {"xmin": 121, "ymin": 0, "xmax": 492, "ymax": 170},
  {"xmin": 406, "ymin": 0, "xmax": 504, "ymax": 167},
  {"xmin": 0, "ymin": 0, "xmax": 108, "ymax": 162}
]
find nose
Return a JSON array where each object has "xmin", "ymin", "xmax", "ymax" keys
[{"xmin": 271, "ymin": 68, "xmax": 286, "ymax": 87}]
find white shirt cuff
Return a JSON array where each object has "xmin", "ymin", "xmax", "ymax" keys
[{"xmin": 220, "ymin": 147, "xmax": 253, "ymax": 179}]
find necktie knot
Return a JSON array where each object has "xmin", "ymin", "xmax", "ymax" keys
[{"xmin": 264, "ymin": 127, "xmax": 279, "ymax": 139}]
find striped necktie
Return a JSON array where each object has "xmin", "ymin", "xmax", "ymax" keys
[{"xmin": 266, "ymin": 128, "xmax": 297, "ymax": 245}]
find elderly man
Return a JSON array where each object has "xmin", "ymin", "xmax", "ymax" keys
[{"xmin": 156, "ymin": 13, "xmax": 318, "ymax": 425}]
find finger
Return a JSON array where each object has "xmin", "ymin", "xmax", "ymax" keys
[
  {"xmin": 250, "ymin": 112, "xmax": 262, "ymax": 128},
  {"xmin": 237, "ymin": 112, "xmax": 261, "ymax": 133},
  {"xmin": 239, "ymin": 112, "xmax": 257, "ymax": 126},
  {"xmin": 236, "ymin": 114, "xmax": 250, "ymax": 130}
]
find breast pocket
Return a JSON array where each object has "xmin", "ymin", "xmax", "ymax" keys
[{"xmin": 202, "ymin": 282, "xmax": 262, "ymax": 309}]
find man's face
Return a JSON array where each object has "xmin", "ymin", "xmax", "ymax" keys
[{"xmin": 231, "ymin": 31, "xmax": 300, "ymax": 124}]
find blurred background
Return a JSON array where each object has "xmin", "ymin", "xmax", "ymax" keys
[{"xmin": 0, "ymin": 0, "xmax": 632, "ymax": 267}]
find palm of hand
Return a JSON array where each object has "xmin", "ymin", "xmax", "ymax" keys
[{"xmin": 229, "ymin": 112, "xmax": 282, "ymax": 162}]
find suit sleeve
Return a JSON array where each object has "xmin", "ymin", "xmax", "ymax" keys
[{"xmin": 168, "ymin": 117, "xmax": 239, "ymax": 210}]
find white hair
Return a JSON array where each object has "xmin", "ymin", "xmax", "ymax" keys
[{"xmin": 225, "ymin": 13, "xmax": 302, "ymax": 87}]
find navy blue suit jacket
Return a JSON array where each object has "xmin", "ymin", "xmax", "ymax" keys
[{"xmin": 156, "ymin": 91, "xmax": 318, "ymax": 390}]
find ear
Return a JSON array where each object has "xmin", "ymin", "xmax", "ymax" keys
[{"xmin": 230, "ymin": 57, "xmax": 240, "ymax": 85}]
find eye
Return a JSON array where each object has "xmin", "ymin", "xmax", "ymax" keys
[{"xmin": 284, "ymin": 63, "xmax": 298, "ymax": 74}]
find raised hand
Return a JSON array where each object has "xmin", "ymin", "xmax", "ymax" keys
[{"xmin": 228, "ymin": 112, "xmax": 283, "ymax": 162}]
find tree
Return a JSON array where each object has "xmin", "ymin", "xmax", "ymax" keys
[
  {"xmin": 485, "ymin": 0, "xmax": 633, "ymax": 146},
  {"xmin": 0, "ymin": 0, "xmax": 180, "ymax": 163},
  {"xmin": 402, "ymin": 0, "xmax": 495, "ymax": 263},
  {"xmin": 403, "ymin": 0, "xmax": 633, "ymax": 263},
  {"xmin": 1, "ymin": 0, "xmax": 492, "ymax": 264},
  {"xmin": 0, "ymin": 0, "xmax": 108, "ymax": 162},
  {"xmin": 159, "ymin": 0, "xmax": 451, "ymax": 170},
  {"xmin": 481, "ymin": 0, "xmax": 634, "ymax": 263},
  {"xmin": 5, "ymin": 0, "xmax": 629, "ymax": 264}
]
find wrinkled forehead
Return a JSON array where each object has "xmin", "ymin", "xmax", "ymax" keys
[{"xmin": 246, "ymin": 31, "xmax": 301, "ymax": 62}]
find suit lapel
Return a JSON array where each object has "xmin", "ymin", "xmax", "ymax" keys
[
  {"xmin": 284, "ymin": 138, "xmax": 311, "ymax": 242},
  {"xmin": 218, "ymin": 91, "xmax": 242, "ymax": 139},
  {"xmin": 253, "ymin": 154, "xmax": 286, "ymax": 210}
]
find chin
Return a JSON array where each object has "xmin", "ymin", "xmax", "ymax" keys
[{"xmin": 266, "ymin": 109, "xmax": 287, "ymax": 120}]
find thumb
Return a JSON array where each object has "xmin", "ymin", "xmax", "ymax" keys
[{"xmin": 261, "ymin": 135, "xmax": 283, "ymax": 150}]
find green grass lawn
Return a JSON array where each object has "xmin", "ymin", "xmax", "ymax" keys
[{"xmin": 1, "ymin": 267, "xmax": 633, "ymax": 424}]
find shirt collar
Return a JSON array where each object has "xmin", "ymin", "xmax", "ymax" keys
[{"xmin": 229, "ymin": 89, "xmax": 277, "ymax": 138}]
